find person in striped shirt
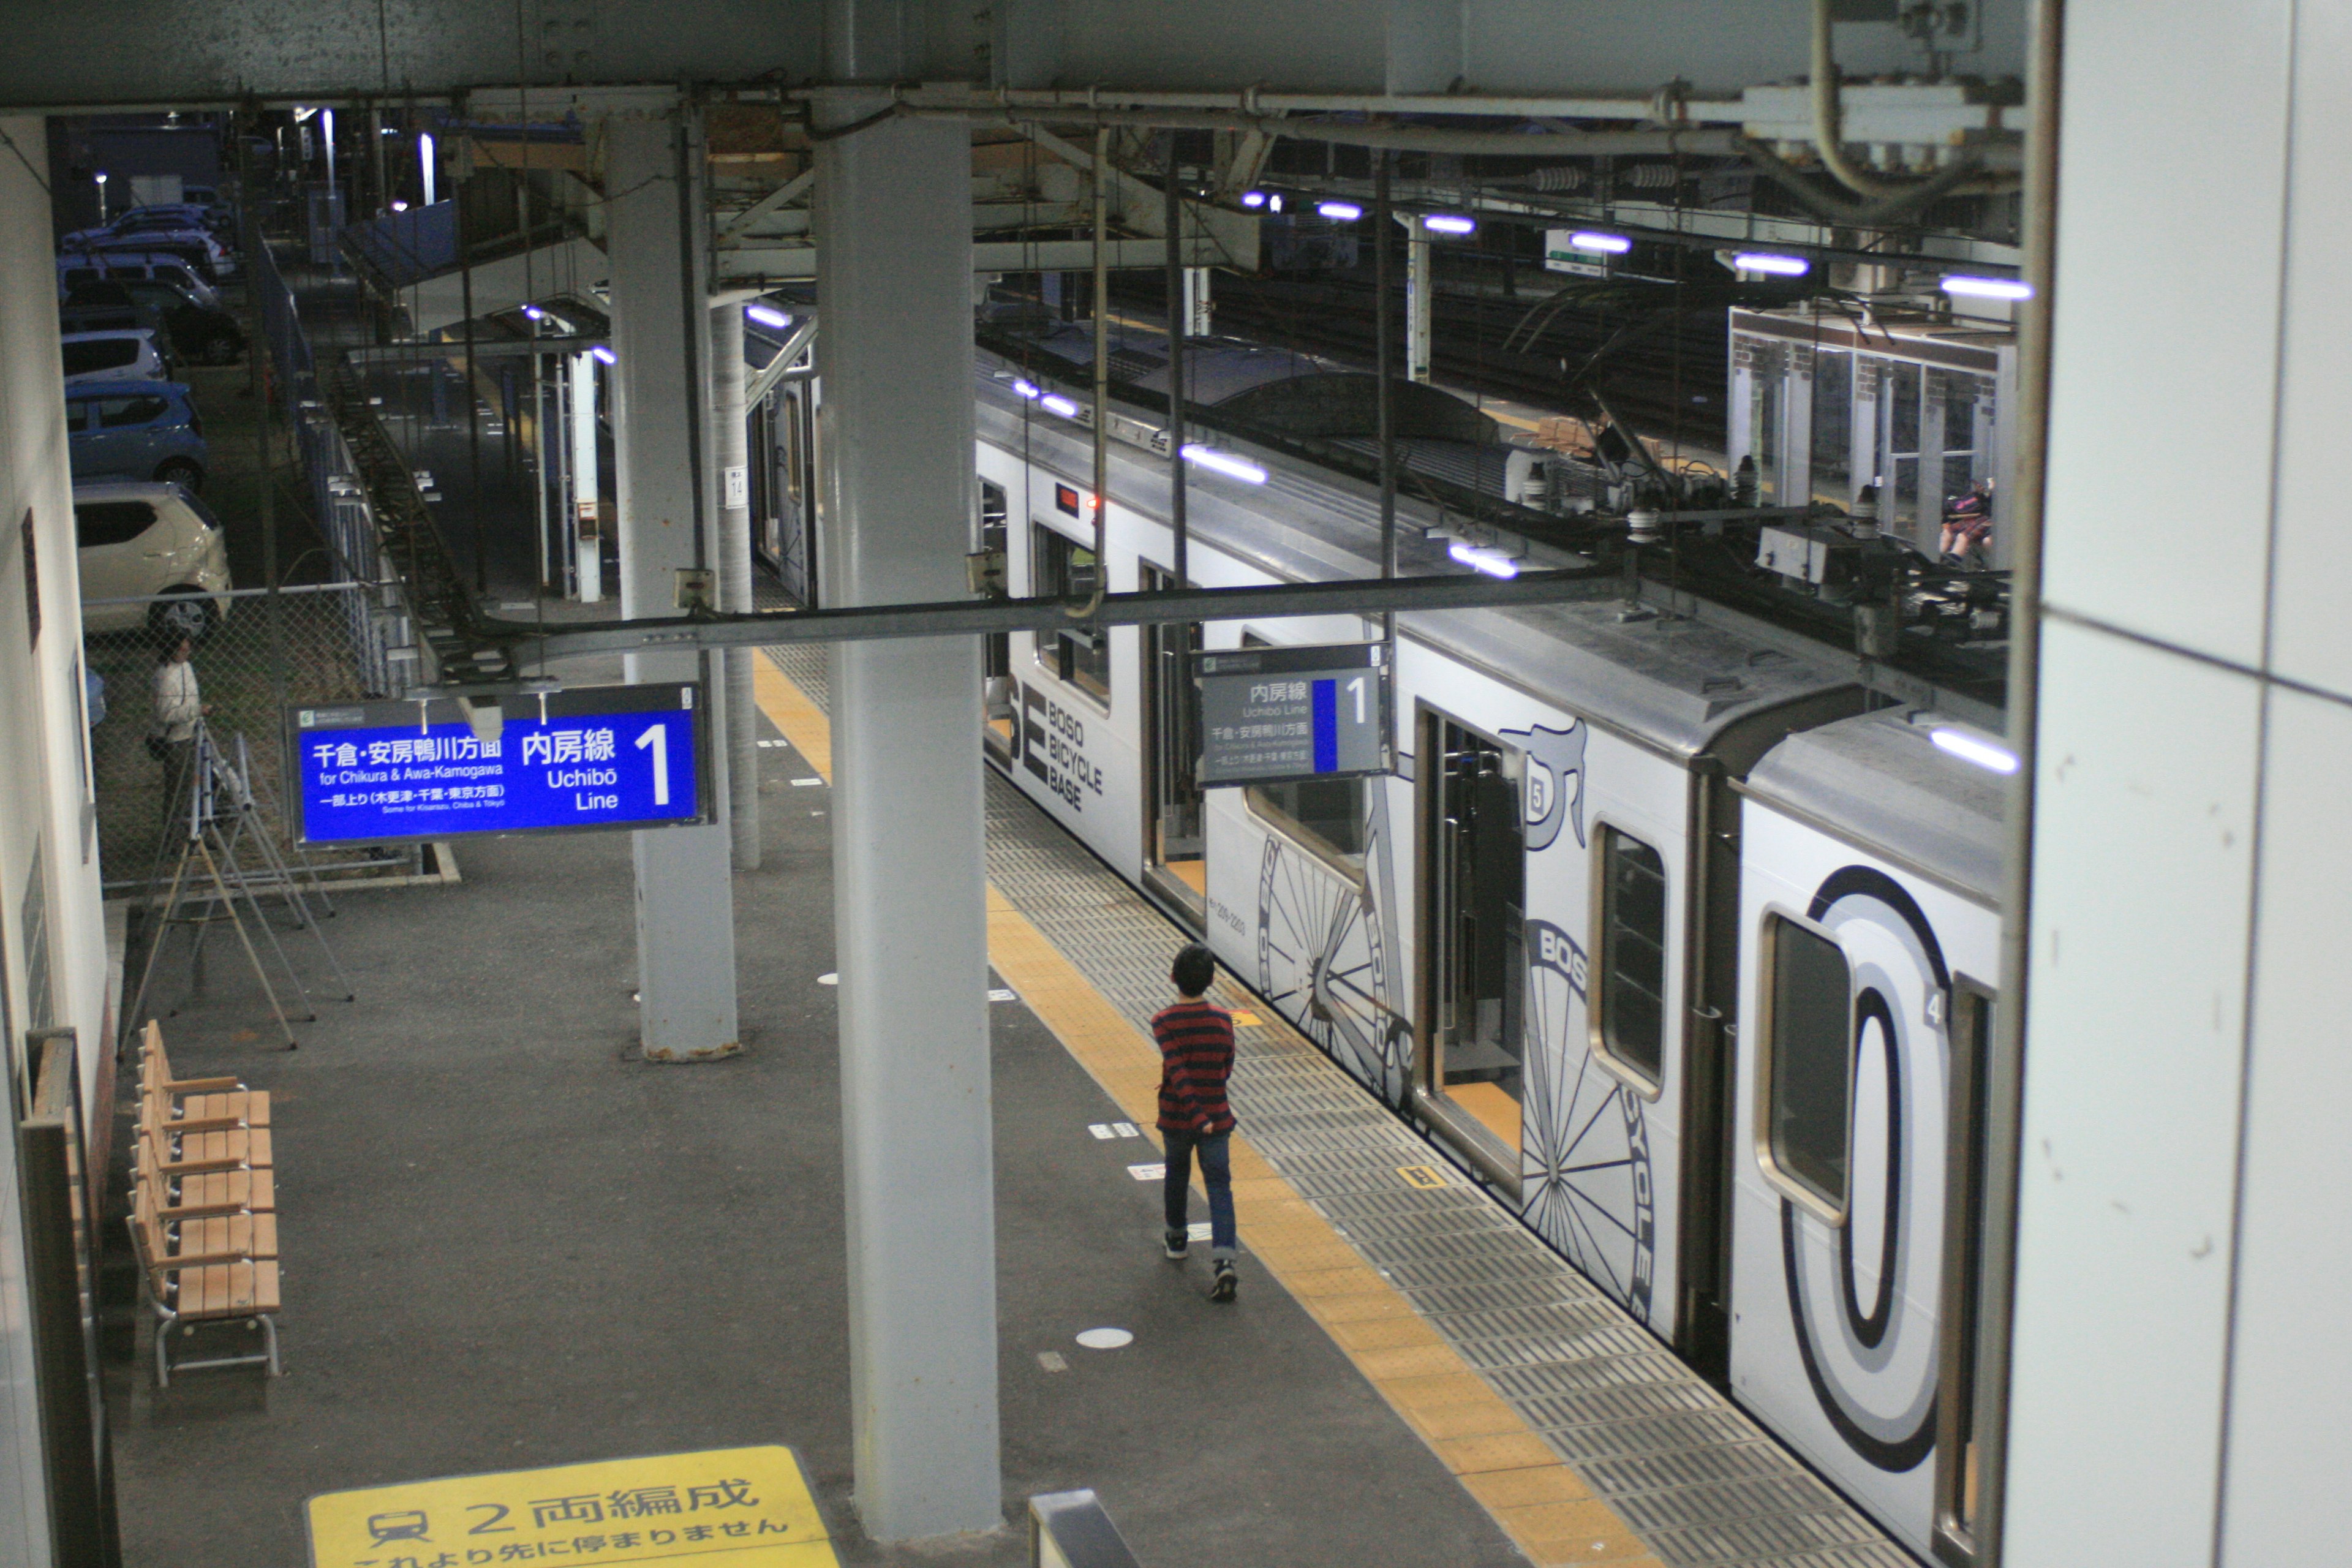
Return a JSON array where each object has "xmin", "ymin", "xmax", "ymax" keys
[{"xmin": 1155, "ymin": 942, "xmax": 1239, "ymax": 1302}]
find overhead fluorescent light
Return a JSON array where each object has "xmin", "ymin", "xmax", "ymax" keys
[
  {"xmin": 1011, "ymin": 379, "xmax": 1041, "ymax": 400},
  {"xmin": 1734, "ymin": 252, "xmax": 1811, "ymax": 277},
  {"xmin": 1570, "ymin": 231, "xmax": 1632, "ymax": 255},
  {"xmin": 1940, "ymin": 274, "xmax": 2033, "ymax": 302},
  {"xmin": 1317, "ymin": 200, "xmax": 1363, "ymax": 222},
  {"xmin": 1040, "ymin": 393, "xmax": 1082, "ymax": 419},
  {"xmin": 1180, "ymin": 443, "xmax": 1268, "ymax": 484},
  {"xmin": 745, "ymin": 303, "xmax": 791, "ymax": 328},
  {"xmin": 590, "ymin": 345, "xmax": 616, "ymax": 366},
  {"xmin": 1423, "ymin": 214, "xmax": 1476, "ymax": 236},
  {"xmin": 1448, "ymin": 540, "xmax": 1521, "ymax": 579},
  {"xmin": 521, "ymin": 304, "xmax": 545, "ymax": 321},
  {"xmin": 1931, "ymin": 727, "xmax": 2019, "ymax": 774},
  {"xmin": 1241, "ymin": 190, "xmax": 1267, "ymax": 209}
]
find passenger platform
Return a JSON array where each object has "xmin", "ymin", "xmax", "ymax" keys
[{"xmin": 104, "ymin": 642, "xmax": 1899, "ymax": 1568}]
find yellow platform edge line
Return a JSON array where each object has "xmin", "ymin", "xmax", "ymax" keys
[{"xmin": 748, "ymin": 651, "xmax": 1665, "ymax": 1568}]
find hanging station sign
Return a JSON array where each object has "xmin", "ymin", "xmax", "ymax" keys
[
  {"xmin": 1194, "ymin": 642, "xmax": 1391, "ymax": 787},
  {"xmin": 286, "ymin": 682, "xmax": 708, "ymax": 845}
]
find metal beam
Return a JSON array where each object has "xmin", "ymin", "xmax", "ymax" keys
[
  {"xmin": 494, "ymin": 568, "xmax": 1623, "ymax": 663},
  {"xmin": 718, "ymin": 234, "xmax": 1238, "ymax": 281}
]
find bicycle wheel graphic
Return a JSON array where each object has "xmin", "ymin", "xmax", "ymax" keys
[
  {"xmin": 1257, "ymin": 835, "xmax": 1399, "ymax": 1104},
  {"xmin": 1521, "ymin": 919, "xmax": 1655, "ymax": 1321}
]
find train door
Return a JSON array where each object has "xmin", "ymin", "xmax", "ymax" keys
[
  {"xmin": 1138, "ymin": 563, "xmax": 1204, "ymax": 927},
  {"xmin": 981, "ymin": 480, "xmax": 1014, "ymax": 762},
  {"xmin": 1417, "ymin": 710, "xmax": 1526, "ymax": 1191},
  {"xmin": 767, "ymin": 386, "xmax": 817, "ymax": 605},
  {"xmin": 1931, "ymin": 979, "xmax": 1996, "ymax": 1567}
]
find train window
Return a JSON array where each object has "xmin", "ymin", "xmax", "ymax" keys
[
  {"xmin": 1762, "ymin": 914, "xmax": 1852, "ymax": 1217},
  {"xmin": 1591, "ymin": 825, "xmax": 1666, "ymax": 1093},
  {"xmin": 1031, "ymin": 521, "xmax": 1110, "ymax": 703}
]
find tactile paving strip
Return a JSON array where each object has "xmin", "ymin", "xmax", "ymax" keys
[{"xmin": 764, "ymin": 645, "xmax": 1908, "ymax": 1568}]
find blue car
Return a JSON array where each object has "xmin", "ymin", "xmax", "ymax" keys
[{"xmin": 64, "ymin": 379, "xmax": 208, "ymax": 492}]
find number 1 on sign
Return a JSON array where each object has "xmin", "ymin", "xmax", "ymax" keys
[
  {"xmin": 1347, "ymin": 674, "xmax": 1366, "ymax": 723},
  {"xmin": 636, "ymin": 722, "xmax": 670, "ymax": 806}
]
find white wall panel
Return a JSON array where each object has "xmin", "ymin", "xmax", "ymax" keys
[
  {"xmin": 2265, "ymin": 2, "xmax": 2352, "ymax": 702},
  {"xmin": 2041, "ymin": 0, "xmax": 2291, "ymax": 666},
  {"xmin": 2217, "ymin": 687, "xmax": 2352, "ymax": 1565},
  {"xmin": 2004, "ymin": 619, "xmax": 2260, "ymax": 1568}
]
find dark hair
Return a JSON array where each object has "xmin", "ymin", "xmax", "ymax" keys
[{"xmin": 1170, "ymin": 943, "xmax": 1216, "ymax": 998}]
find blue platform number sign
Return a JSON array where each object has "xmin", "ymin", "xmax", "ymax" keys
[
  {"xmin": 288, "ymin": 682, "xmax": 707, "ymax": 845},
  {"xmin": 1194, "ymin": 642, "xmax": 1389, "ymax": 787}
]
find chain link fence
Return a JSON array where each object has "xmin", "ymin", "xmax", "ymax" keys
[{"xmin": 85, "ymin": 583, "xmax": 429, "ymax": 892}]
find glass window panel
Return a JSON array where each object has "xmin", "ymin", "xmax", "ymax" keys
[
  {"xmin": 1941, "ymin": 371, "xmax": 1985, "ymax": 453},
  {"xmin": 1887, "ymin": 362, "xmax": 1921, "ymax": 456},
  {"xmin": 1768, "ymin": 918, "xmax": 1852, "ymax": 1210},
  {"xmin": 1599, "ymin": 828, "xmax": 1667, "ymax": 1087},
  {"xmin": 1810, "ymin": 350, "xmax": 1852, "ymax": 506}
]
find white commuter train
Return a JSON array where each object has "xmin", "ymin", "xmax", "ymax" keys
[{"xmin": 760, "ymin": 342, "xmax": 2005, "ymax": 1566}]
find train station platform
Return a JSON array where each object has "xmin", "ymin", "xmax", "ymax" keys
[{"xmin": 106, "ymin": 639, "xmax": 1909, "ymax": 1568}]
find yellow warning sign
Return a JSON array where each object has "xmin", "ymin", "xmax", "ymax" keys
[
  {"xmin": 305, "ymin": 1445, "xmax": 838, "ymax": 1568},
  {"xmin": 1396, "ymin": 1164, "xmax": 1450, "ymax": 1189},
  {"xmin": 1231, "ymin": 1010, "xmax": 1262, "ymax": 1027}
]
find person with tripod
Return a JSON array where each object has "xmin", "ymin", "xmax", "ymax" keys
[{"xmin": 150, "ymin": 636, "xmax": 208, "ymax": 830}]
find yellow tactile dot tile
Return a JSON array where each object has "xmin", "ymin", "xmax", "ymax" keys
[{"xmin": 751, "ymin": 651, "xmax": 1669, "ymax": 1568}]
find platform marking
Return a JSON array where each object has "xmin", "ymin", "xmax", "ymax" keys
[
  {"xmin": 753, "ymin": 652, "xmax": 1666, "ymax": 1568},
  {"xmin": 1075, "ymin": 1328, "xmax": 1134, "ymax": 1351},
  {"xmin": 1111, "ymin": 1122, "xmax": 1138, "ymax": 1137},
  {"xmin": 988, "ymin": 988, "xmax": 1017, "ymax": 1002},
  {"xmin": 304, "ymin": 1444, "xmax": 835, "ymax": 1568},
  {"xmin": 1087, "ymin": 1124, "xmax": 1116, "ymax": 1140},
  {"xmin": 1188, "ymin": 1222, "xmax": 1213, "ymax": 1242},
  {"xmin": 1126, "ymin": 1163, "xmax": 1167, "ymax": 1181},
  {"xmin": 1398, "ymin": 1164, "xmax": 1452, "ymax": 1190},
  {"xmin": 791, "ymin": 777, "xmax": 824, "ymax": 787}
]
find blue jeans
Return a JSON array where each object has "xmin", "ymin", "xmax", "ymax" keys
[{"xmin": 1163, "ymin": 1128, "xmax": 1236, "ymax": 1261}]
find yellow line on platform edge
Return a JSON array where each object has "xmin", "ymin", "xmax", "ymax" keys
[{"xmin": 748, "ymin": 652, "xmax": 1665, "ymax": 1568}]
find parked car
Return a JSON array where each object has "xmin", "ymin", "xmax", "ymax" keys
[
  {"xmin": 58, "ymin": 253, "xmax": 221, "ymax": 311},
  {"xmin": 65, "ymin": 278, "xmax": 243, "ymax": 364},
  {"xmin": 64, "ymin": 226, "xmax": 233, "ymax": 282},
  {"xmin": 66, "ymin": 380, "xmax": 207, "ymax": 492},
  {"xmin": 74, "ymin": 482, "xmax": 231, "ymax": 640},
  {"xmin": 61, "ymin": 329, "xmax": 170, "ymax": 386}
]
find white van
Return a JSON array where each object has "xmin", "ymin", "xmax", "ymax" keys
[{"xmin": 56, "ymin": 253, "xmax": 222, "ymax": 311}]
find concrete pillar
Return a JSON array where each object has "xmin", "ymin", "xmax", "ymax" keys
[
  {"xmin": 2001, "ymin": 3, "xmax": 2352, "ymax": 1564},
  {"xmin": 816, "ymin": 104, "xmax": 1001, "ymax": 1539},
  {"xmin": 1404, "ymin": 214, "xmax": 1432, "ymax": 383},
  {"xmin": 570, "ymin": 349, "xmax": 601, "ymax": 603},
  {"xmin": 604, "ymin": 110, "xmax": 739, "ymax": 1062},
  {"xmin": 710, "ymin": 301, "xmax": 760, "ymax": 870}
]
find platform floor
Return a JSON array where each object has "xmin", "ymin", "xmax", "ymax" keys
[{"xmin": 105, "ymin": 652, "xmax": 1521, "ymax": 1567}]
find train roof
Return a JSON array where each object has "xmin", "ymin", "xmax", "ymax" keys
[
  {"xmin": 1740, "ymin": 707, "xmax": 2007, "ymax": 905},
  {"xmin": 977, "ymin": 363, "xmax": 1850, "ymax": 762}
]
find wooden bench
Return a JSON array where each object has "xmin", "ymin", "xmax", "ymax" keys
[
  {"xmin": 139, "ymin": 1020, "xmax": 271, "ymax": 1128},
  {"xmin": 126, "ymin": 1022, "xmax": 285, "ymax": 1387},
  {"xmin": 126, "ymin": 1190, "xmax": 280, "ymax": 1387}
]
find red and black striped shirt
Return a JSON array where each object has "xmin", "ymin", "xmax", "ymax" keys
[{"xmin": 1152, "ymin": 999, "xmax": 1236, "ymax": 1135}]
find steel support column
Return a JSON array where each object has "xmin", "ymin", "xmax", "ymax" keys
[
  {"xmin": 605, "ymin": 111, "xmax": 739, "ymax": 1061},
  {"xmin": 816, "ymin": 97, "xmax": 1001, "ymax": 1539},
  {"xmin": 710, "ymin": 300, "xmax": 760, "ymax": 870},
  {"xmin": 570, "ymin": 349, "xmax": 601, "ymax": 602},
  {"xmin": 1404, "ymin": 213, "xmax": 1433, "ymax": 383}
]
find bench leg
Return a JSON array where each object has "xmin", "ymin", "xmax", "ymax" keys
[
  {"xmin": 153, "ymin": 1313, "xmax": 173, "ymax": 1390},
  {"xmin": 259, "ymin": 1313, "xmax": 280, "ymax": 1377}
]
